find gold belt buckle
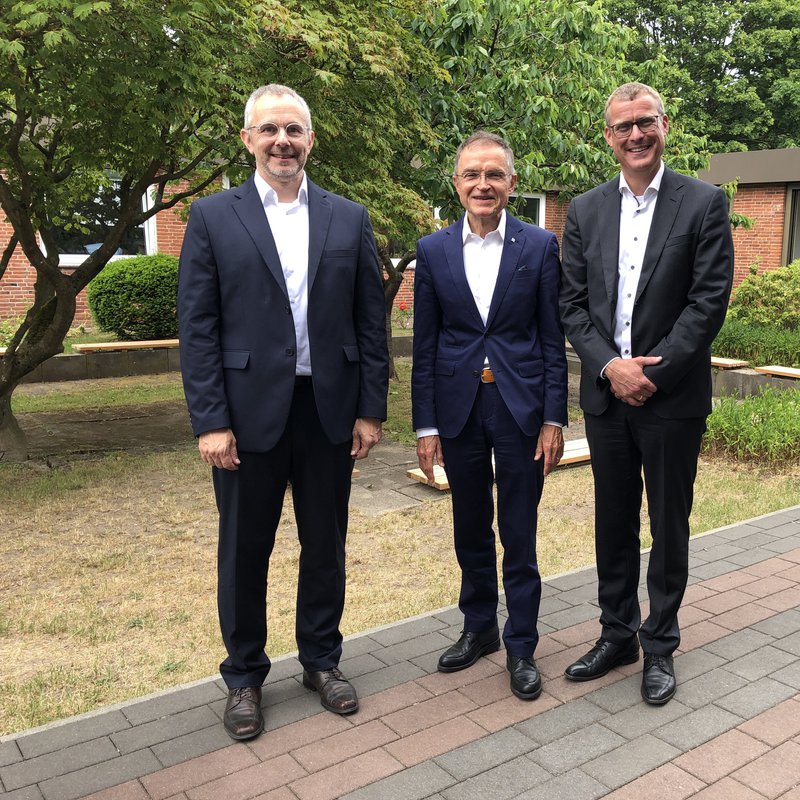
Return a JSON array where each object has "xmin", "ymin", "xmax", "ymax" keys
[{"xmin": 480, "ymin": 368, "xmax": 495, "ymax": 383}]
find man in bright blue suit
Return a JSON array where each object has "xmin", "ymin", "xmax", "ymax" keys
[
  {"xmin": 178, "ymin": 84, "xmax": 388, "ymax": 740},
  {"xmin": 412, "ymin": 131, "xmax": 568, "ymax": 700}
]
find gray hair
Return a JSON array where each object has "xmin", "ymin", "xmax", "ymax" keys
[
  {"xmin": 453, "ymin": 131, "xmax": 515, "ymax": 176},
  {"xmin": 604, "ymin": 82, "xmax": 665, "ymax": 125},
  {"xmin": 243, "ymin": 84, "xmax": 313, "ymax": 130}
]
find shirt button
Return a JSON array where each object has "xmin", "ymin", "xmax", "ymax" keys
[
  {"xmin": 630, "ymin": 265, "xmax": 635, "ymax": 270},
  {"xmin": 627, "ymin": 293, "xmax": 632, "ymax": 298},
  {"xmin": 624, "ymin": 349, "xmax": 630, "ymax": 354},
  {"xmin": 626, "ymin": 321, "xmax": 630, "ymax": 326}
]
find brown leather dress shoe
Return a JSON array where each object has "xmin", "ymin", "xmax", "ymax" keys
[
  {"xmin": 223, "ymin": 686, "xmax": 264, "ymax": 740},
  {"xmin": 302, "ymin": 667, "xmax": 359, "ymax": 714}
]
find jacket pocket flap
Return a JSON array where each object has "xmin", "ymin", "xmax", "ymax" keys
[
  {"xmin": 343, "ymin": 345, "xmax": 360, "ymax": 362},
  {"xmin": 518, "ymin": 358, "xmax": 543, "ymax": 377},
  {"xmin": 222, "ymin": 350, "xmax": 250, "ymax": 369},
  {"xmin": 435, "ymin": 360, "xmax": 456, "ymax": 375}
]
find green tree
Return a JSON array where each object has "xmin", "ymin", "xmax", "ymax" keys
[
  {"xmin": 603, "ymin": 0, "xmax": 800, "ymax": 151},
  {"xmin": 0, "ymin": 0, "xmax": 437, "ymax": 459}
]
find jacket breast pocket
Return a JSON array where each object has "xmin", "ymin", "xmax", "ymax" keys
[
  {"xmin": 222, "ymin": 350, "xmax": 249, "ymax": 369},
  {"xmin": 663, "ymin": 233, "xmax": 696, "ymax": 249},
  {"xmin": 325, "ymin": 249, "xmax": 357, "ymax": 259},
  {"xmin": 518, "ymin": 358, "xmax": 543, "ymax": 377}
]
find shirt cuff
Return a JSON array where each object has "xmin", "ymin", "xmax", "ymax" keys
[
  {"xmin": 543, "ymin": 421, "xmax": 564, "ymax": 428},
  {"xmin": 416, "ymin": 427, "xmax": 439, "ymax": 439},
  {"xmin": 600, "ymin": 356, "xmax": 621, "ymax": 379}
]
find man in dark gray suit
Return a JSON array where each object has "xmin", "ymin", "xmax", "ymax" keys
[
  {"xmin": 179, "ymin": 84, "xmax": 388, "ymax": 739},
  {"xmin": 560, "ymin": 82, "xmax": 733, "ymax": 705}
]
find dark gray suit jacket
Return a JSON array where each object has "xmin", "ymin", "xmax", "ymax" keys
[{"xmin": 560, "ymin": 167, "xmax": 733, "ymax": 419}]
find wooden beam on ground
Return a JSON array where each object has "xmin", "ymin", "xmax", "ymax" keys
[
  {"xmin": 405, "ymin": 437, "xmax": 591, "ymax": 491},
  {"xmin": 711, "ymin": 356, "xmax": 749, "ymax": 369},
  {"xmin": 753, "ymin": 365, "xmax": 800, "ymax": 380},
  {"xmin": 71, "ymin": 339, "xmax": 179, "ymax": 353}
]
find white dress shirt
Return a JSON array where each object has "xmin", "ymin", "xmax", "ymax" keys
[{"xmin": 254, "ymin": 171, "xmax": 311, "ymax": 375}]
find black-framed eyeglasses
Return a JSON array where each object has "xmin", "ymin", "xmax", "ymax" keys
[
  {"xmin": 608, "ymin": 115, "xmax": 662, "ymax": 139},
  {"xmin": 454, "ymin": 169, "xmax": 511, "ymax": 184},
  {"xmin": 245, "ymin": 122, "xmax": 309, "ymax": 139}
]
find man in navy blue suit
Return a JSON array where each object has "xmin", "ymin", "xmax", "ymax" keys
[
  {"xmin": 178, "ymin": 84, "xmax": 388, "ymax": 740},
  {"xmin": 412, "ymin": 132, "xmax": 568, "ymax": 700}
]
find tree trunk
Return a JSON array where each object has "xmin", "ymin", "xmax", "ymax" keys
[
  {"xmin": 0, "ymin": 388, "xmax": 27, "ymax": 462},
  {"xmin": 380, "ymin": 249, "xmax": 415, "ymax": 381}
]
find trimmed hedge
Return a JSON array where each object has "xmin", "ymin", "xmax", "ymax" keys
[
  {"xmin": 728, "ymin": 259, "xmax": 800, "ymax": 331},
  {"xmin": 87, "ymin": 254, "xmax": 179, "ymax": 340},
  {"xmin": 713, "ymin": 318, "xmax": 800, "ymax": 368}
]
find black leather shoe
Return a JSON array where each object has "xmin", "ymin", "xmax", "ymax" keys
[
  {"xmin": 302, "ymin": 668, "xmax": 359, "ymax": 714},
  {"xmin": 641, "ymin": 653, "xmax": 676, "ymax": 705},
  {"xmin": 564, "ymin": 637, "xmax": 639, "ymax": 682},
  {"xmin": 507, "ymin": 655, "xmax": 542, "ymax": 700},
  {"xmin": 223, "ymin": 686, "xmax": 264, "ymax": 740},
  {"xmin": 437, "ymin": 625, "xmax": 501, "ymax": 673}
]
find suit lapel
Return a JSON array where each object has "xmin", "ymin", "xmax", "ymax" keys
[
  {"xmin": 485, "ymin": 215, "xmax": 524, "ymax": 330},
  {"xmin": 307, "ymin": 179, "xmax": 331, "ymax": 292},
  {"xmin": 637, "ymin": 168, "xmax": 683, "ymax": 302},
  {"xmin": 232, "ymin": 176, "xmax": 288, "ymax": 301},
  {"xmin": 598, "ymin": 177, "xmax": 622, "ymax": 308},
  {"xmin": 443, "ymin": 217, "xmax": 484, "ymax": 328}
]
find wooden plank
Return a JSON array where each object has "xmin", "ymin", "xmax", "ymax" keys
[
  {"xmin": 753, "ymin": 365, "xmax": 800, "ymax": 380},
  {"xmin": 405, "ymin": 437, "xmax": 591, "ymax": 491},
  {"xmin": 71, "ymin": 338, "xmax": 179, "ymax": 353},
  {"xmin": 711, "ymin": 356, "xmax": 748, "ymax": 369}
]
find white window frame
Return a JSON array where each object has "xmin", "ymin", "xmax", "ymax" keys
[{"xmin": 511, "ymin": 192, "xmax": 546, "ymax": 228}]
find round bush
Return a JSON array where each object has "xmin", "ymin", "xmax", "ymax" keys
[
  {"xmin": 728, "ymin": 259, "xmax": 800, "ymax": 331},
  {"xmin": 87, "ymin": 254, "xmax": 179, "ymax": 340}
]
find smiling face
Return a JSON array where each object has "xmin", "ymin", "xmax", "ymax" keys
[
  {"xmin": 240, "ymin": 93, "xmax": 315, "ymax": 197},
  {"xmin": 453, "ymin": 141, "xmax": 517, "ymax": 237},
  {"xmin": 604, "ymin": 92, "xmax": 668, "ymax": 194}
]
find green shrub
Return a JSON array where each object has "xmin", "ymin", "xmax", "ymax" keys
[
  {"xmin": 0, "ymin": 317, "xmax": 23, "ymax": 347},
  {"xmin": 87, "ymin": 254, "xmax": 179, "ymax": 340},
  {"xmin": 704, "ymin": 388, "xmax": 800, "ymax": 463},
  {"xmin": 728, "ymin": 259, "xmax": 800, "ymax": 330},
  {"xmin": 713, "ymin": 318, "xmax": 800, "ymax": 367}
]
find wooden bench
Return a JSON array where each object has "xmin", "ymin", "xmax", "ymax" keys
[
  {"xmin": 711, "ymin": 356, "xmax": 749, "ymax": 369},
  {"xmin": 406, "ymin": 437, "xmax": 592, "ymax": 491},
  {"xmin": 753, "ymin": 365, "xmax": 800, "ymax": 380},
  {"xmin": 70, "ymin": 338, "xmax": 179, "ymax": 354}
]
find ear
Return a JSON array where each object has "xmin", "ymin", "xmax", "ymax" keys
[
  {"xmin": 662, "ymin": 114, "xmax": 669, "ymax": 135},
  {"xmin": 509, "ymin": 173, "xmax": 518, "ymax": 192},
  {"xmin": 603, "ymin": 126, "xmax": 614, "ymax": 148},
  {"xmin": 240, "ymin": 128, "xmax": 254, "ymax": 154}
]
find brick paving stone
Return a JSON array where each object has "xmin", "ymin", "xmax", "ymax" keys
[
  {"xmin": 601, "ymin": 699, "xmax": 691, "ymax": 739},
  {"xmin": 749, "ymin": 512, "xmax": 800, "ymax": 530},
  {"xmin": 340, "ymin": 760, "xmax": 455, "ymax": 800},
  {"xmin": 288, "ymin": 749, "xmax": 403, "ymax": 800},
  {"xmin": 513, "ymin": 768, "xmax": 608, "ymax": 800},
  {"xmin": 185, "ymin": 753, "xmax": 306, "ymax": 800},
  {"xmin": 142, "ymin": 745, "xmax": 258, "ymax": 800},
  {"xmin": 534, "ymin": 634, "xmax": 569, "ymax": 658},
  {"xmin": 744, "ymin": 557, "xmax": 797, "ymax": 577},
  {"xmin": 581, "ymin": 733, "xmax": 682, "ymax": 790},
  {"xmin": 714, "ymin": 602, "xmax": 779, "ymax": 631},
  {"xmin": 690, "ymin": 560, "xmax": 742, "ymax": 580},
  {"xmin": 81, "ymin": 780, "xmax": 150, "ymax": 799},
  {"xmin": 292, "ymin": 720, "xmax": 398, "ymax": 772},
  {"xmin": 465, "ymin": 689, "xmax": 561, "ymax": 732},
  {"xmin": 547, "ymin": 619, "xmax": 601, "ymax": 649},
  {"xmin": 409, "ymin": 649, "xmax": 445, "ymax": 675},
  {"xmin": 337, "ymin": 653, "xmax": 388, "ymax": 679},
  {"xmin": 431, "ymin": 607, "xmax": 464, "ymax": 627},
  {"xmin": 700, "ymin": 571, "xmax": 759, "ymax": 592},
  {"xmin": 694, "ymin": 589, "xmax": 754, "ymax": 615},
  {"xmin": 682, "ymin": 584, "xmax": 718, "ymax": 604},
  {"xmin": 538, "ymin": 603, "xmax": 601, "ymax": 632},
  {"xmin": 367, "ymin": 616, "xmax": 446, "ymax": 647},
  {"xmin": 602, "ymin": 763, "xmax": 706, "ymax": 799},
  {"xmin": 738, "ymin": 698, "xmax": 800, "ymax": 746},
  {"xmin": 0, "ymin": 740, "xmax": 22, "ymax": 767},
  {"xmin": 678, "ymin": 620, "xmax": 731, "ymax": 651},
  {"xmin": 123, "ymin": 683, "xmax": 226, "ymax": 725},
  {"xmin": 654, "ymin": 705, "xmax": 742, "ymax": 751},
  {"xmin": 351, "ymin": 661, "xmax": 428, "ymax": 698},
  {"xmin": 260, "ymin": 691, "xmax": 334, "ymax": 732},
  {"xmin": 729, "ymin": 548, "xmax": 788, "ymax": 568},
  {"xmin": 691, "ymin": 776, "xmax": 766, "ymax": 800},
  {"xmin": 528, "ymin": 722, "xmax": 625, "ymax": 775},
  {"xmin": 371, "ymin": 632, "xmax": 453, "ymax": 666},
  {"xmin": 262, "ymin": 658, "xmax": 302, "ymax": 683},
  {"xmin": 414, "ymin": 657, "xmax": 502, "ymax": 697},
  {"xmin": 249, "ymin": 788, "xmax": 296, "ymax": 800},
  {"xmin": 776, "ymin": 563, "xmax": 800, "ymax": 582},
  {"xmin": 537, "ymin": 595, "xmax": 573, "ymax": 615},
  {"xmin": 764, "ymin": 538, "xmax": 800, "ymax": 556},
  {"xmin": 0, "ymin": 788, "xmax": 44, "ymax": 800},
  {"xmin": 110, "ymin": 706, "xmax": 220, "ymax": 755},
  {"xmin": 674, "ymin": 728, "xmax": 771, "ymax": 783},
  {"xmin": 38, "ymin": 749, "xmax": 162, "ymax": 800},
  {"xmin": 383, "ymin": 716, "xmax": 486, "ymax": 766},
  {"xmin": 705, "ymin": 629, "xmax": 776, "ymax": 660},
  {"xmin": 382, "ymin": 691, "xmax": 477, "ymax": 737},
  {"xmin": 678, "ymin": 604, "xmax": 713, "ymax": 627},
  {"xmin": 583, "ymin": 673, "xmax": 643, "ymax": 713},
  {"xmin": 753, "ymin": 609, "xmax": 800, "ymax": 638},
  {"xmin": 771, "ymin": 660, "xmax": 800, "ymax": 689},
  {"xmin": 740, "ymin": 576, "xmax": 796, "ymax": 599},
  {"xmin": 726, "ymin": 646, "xmax": 799, "ymax": 681},
  {"xmin": 774, "ymin": 631, "xmax": 800, "ymax": 656},
  {"xmin": 432, "ymin": 727, "xmax": 539, "ymax": 780},
  {"xmin": 516, "ymin": 697, "xmax": 608, "ymax": 745},
  {"xmin": 151, "ymin": 722, "xmax": 234, "ymax": 768},
  {"xmin": 554, "ymin": 583, "xmax": 600, "ymax": 607},
  {"xmin": 247, "ymin": 709, "xmax": 351, "ymax": 761},
  {"xmin": 732, "ymin": 740, "xmax": 800, "ymax": 799},
  {"xmin": 1, "ymin": 737, "xmax": 119, "ymax": 791},
  {"xmin": 439, "ymin": 755, "xmax": 550, "ymax": 800},
  {"xmin": 352, "ymin": 681, "xmax": 433, "ymax": 725},
  {"xmin": 547, "ymin": 569, "xmax": 599, "ymax": 592},
  {"xmin": 455, "ymin": 671, "xmax": 510, "ymax": 706},
  {"xmin": 715, "ymin": 676, "xmax": 798, "ymax": 718},
  {"xmin": 673, "ymin": 667, "xmax": 749, "ymax": 709},
  {"xmin": 672, "ymin": 649, "xmax": 727, "ymax": 682},
  {"xmin": 341, "ymin": 635, "xmax": 382, "ymax": 660},
  {"xmin": 14, "ymin": 711, "xmax": 131, "ymax": 759}
]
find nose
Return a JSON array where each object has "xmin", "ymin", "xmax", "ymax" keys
[{"xmin": 274, "ymin": 126, "xmax": 290, "ymax": 145}]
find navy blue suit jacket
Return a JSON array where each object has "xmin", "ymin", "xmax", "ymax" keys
[
  {"xmin": 178, "ymin": 176, "xmax": 388, "ymax": 452},
  {"xmin": 411, "ymin": 214, "xmax": 568, "ymax": 438}
]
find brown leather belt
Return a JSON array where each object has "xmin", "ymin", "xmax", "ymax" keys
[{"xmin": 480, "ymin": 368, "xmax": 496, "ymax": 383}]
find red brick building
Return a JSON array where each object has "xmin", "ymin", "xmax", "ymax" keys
[{"xmin": 2, "ymin": 151, "xmax": 797, "ymax": 326}]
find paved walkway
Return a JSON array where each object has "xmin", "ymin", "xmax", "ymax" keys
[{"xmin": 3, "ymin": 506, "xmax": 800, "ymax": 800}]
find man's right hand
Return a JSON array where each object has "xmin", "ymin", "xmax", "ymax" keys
[
  {"xmin": 605, "ymin": 356, "xmax": 662, "ymax": 407},
  {"xmin": 198, "ymin": 428, "xmax": 240, "ymax": 470},
  {"xmin": 416, "ymin": 434, "xmax": 444, "ymax": 484}
]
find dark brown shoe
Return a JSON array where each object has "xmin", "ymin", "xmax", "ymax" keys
[
  {"xmin": 223, "ymin": 686, "xmax": 264, "ymax": 740},
  {"xmin": 302, "ymin": 667, "xmax": 359, "ymax": 715}
]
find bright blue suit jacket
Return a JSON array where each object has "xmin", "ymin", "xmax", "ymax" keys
[
  {"xmin": 411, "ymin": 213, "xmax": 568, "ymax": 438},
  {"xmin": 178, "ymin": 175, "xmax": 388, "ymax": 452}
]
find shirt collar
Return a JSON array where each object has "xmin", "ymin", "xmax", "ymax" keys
[
  {"xmin": 619, "ymin": 161, "xmax": 665, "ymax": 199},
  {"xmin": 254, "ymin": 171, "xmax": 308, "ymax": 208},
  {"xmin": 462, "ymin": 209, "xmax": 506, "ymax": 244}
]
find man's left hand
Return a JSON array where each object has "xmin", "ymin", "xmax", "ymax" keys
[
  {"xmin": 534, "ymin": 424, "xmax": 564, "ymax": 477},
  {"xmin": 351, "ymin": 417, "xmax": 382, "ymax": 460}
]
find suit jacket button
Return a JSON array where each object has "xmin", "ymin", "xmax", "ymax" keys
[
  {"xmin": 473, "ymin": 370, "xmax": 480, "ymax": 377},
  {"xmin": 286, "ymin": 348, "xmax": 295, "ymax": 356}
]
